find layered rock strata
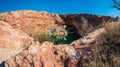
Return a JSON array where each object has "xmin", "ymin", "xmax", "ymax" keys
[{"xmin": 0, "ymin": 10, "xmax": 117, "ymax": 67}]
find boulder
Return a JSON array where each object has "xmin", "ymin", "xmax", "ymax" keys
[
  {"xmin": 5, "ymin": 42, "xmax": 82, "ymax": 67},
  {"xmin": 0, "ymin": 21, "xmax": 33, "ymax": 63}
]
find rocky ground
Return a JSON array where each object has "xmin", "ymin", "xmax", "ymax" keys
[
  {"xmin": 0, "ymin": 20, "xmax": 92, "ymax": 67},
  {"xmin": 0, "ymin": 10, "xmax": 116, "ymax": 67}
]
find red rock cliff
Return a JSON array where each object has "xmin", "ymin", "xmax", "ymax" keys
[{"xmin": 0, "ymin": 10, "xmax": 117, "ymax": 67}]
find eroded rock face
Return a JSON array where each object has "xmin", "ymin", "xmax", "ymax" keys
[
  {"xmin": 0, "ymin": 10, "xmax": 66, "ymax": 37},
  {"xmin": 0, "ymin": 10, "xmax": 116, "ymax": 38},
  {"xmin": 0, "ymin": 21, "xmax": 33, "ymax": 63},
  {"xmin": 0, "ymin": 21, "xmax": 33, "ymax": 49}
]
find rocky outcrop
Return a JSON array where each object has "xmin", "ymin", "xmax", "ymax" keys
[
  {"xmin": 4, "ymin": 41, "xmax": 92, "ymax": 67},
  {"xmin": 0, "ymin": 21, "xmax": 33, "ymax": 63},
  {"xmin": 0, "ymin": 21, "xmax": 91, "ymax": 67},
  {"xmin": 60, "ymin": 14, "xmax": 116, "ymax": 37},
  {"xmin": 0, "ymin": 20, "xmax": 33, "ymax": 49},
  {"xmin": 0, "ymin": 10, "xmax": 66, "ymax": 37},
  {"xmin": 60, "ymin": 14, "xmax": 114, "ymax": 26},
  {"xmin": 0, "ymin": 10, "xmax": 117, "ymax": 67},
  {"xmin": 5, "ymin": 42, "xmax": 77, "ymax": 67},
  {"xmin": 71, "ymin": 28, "xmax": 105, "ymax": 48},
  {"xmin": 0, "ymin": 10, "xmax": 116, "ymax": 39}
]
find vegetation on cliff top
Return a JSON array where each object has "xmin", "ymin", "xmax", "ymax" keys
[{"xmin": 85, "ymin": 22, "xmax": 120, "ymax": 67}]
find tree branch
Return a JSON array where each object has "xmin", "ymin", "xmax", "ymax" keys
[{"xmin": 112, "ymin": 0, "xmax": 120, "ymax": 10}]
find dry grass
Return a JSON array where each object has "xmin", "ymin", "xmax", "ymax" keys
[
  {"xmin": 84, "ymin": 22, "xmax": 120, "ymax": 67},
  {"xmin": 73, "ymin": 17, "xmax": 95, "ymax": 37}
]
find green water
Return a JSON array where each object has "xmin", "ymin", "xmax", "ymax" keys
[{"xmin": 35, "ymin": 35, "xmax": 75, "ymax": 44}]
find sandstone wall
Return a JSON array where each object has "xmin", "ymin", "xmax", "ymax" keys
[
  {"xmin": 0, "ymin": 20, "xmax": 33, "ymax": 64},
  {"xmin": 0, "ymin": 10, "xmax": 116, "ymax": 39},
  {"xmin": 0, "ymin": 10, "xmax": 66, "ymax": 37}
]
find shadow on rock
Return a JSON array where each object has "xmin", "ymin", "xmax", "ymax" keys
[{"xmin": 0, "ymin": 61, "xmax": 5, "ymax": 67}]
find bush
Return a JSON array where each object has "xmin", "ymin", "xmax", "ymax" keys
[{"xmin": 85, "ymin": 22, "xmax": 120, "ymax": 67}]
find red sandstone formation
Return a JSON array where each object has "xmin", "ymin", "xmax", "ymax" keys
[
  {"xmin": 0, "ymin": 21, "xmax": 91, "ymax": 67},
  {"xmin": 0, "ymin": 20, "xmax": 33, "ymax": 64},
  {"xmin": 0, "ymin": 10, "xmax": 117, "ymax": 67},
  {"xmin": 0, "ymin": 10, "xmax": 116, "ymax": 38},
  {"xmin": 0, "ymin": 20, "xmax": 83, "ymax": 67},
  {"xmin": 0, "ymin": 20, "xmax": 33, "ymax": 49},
  {"xmin": 4, "ymin": 41, "xmax": 91, "ymax": 67},
  {"xmin": 0, "ymin": 10, "xmax": 65, "ymax": 37},
  {"xmin": 5, "ymin": 42, "xmax": 79, "ymax": 67}
]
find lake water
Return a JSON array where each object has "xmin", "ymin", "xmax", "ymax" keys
[{"xmin": 35, "ymin": 35, "xmax": 76, "ymax": 44}]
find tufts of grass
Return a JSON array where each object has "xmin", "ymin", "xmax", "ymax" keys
[{"xmin": 84, "ymin": 22, "xmax": 120, "ymax": 67}]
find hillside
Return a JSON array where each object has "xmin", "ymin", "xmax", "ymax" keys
[{"xmin": 0, "ymin": 10, "xmax": 119, "ymax": 67}]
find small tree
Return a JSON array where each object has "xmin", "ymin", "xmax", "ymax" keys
[{"xmin": 112, "ymin": 0, "xmax": 120, "ymax": 10}]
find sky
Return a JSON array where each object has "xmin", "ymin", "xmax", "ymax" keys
[{"xmin": 0, "ymin": 0, "xmax": 120, "ymax": 17}]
